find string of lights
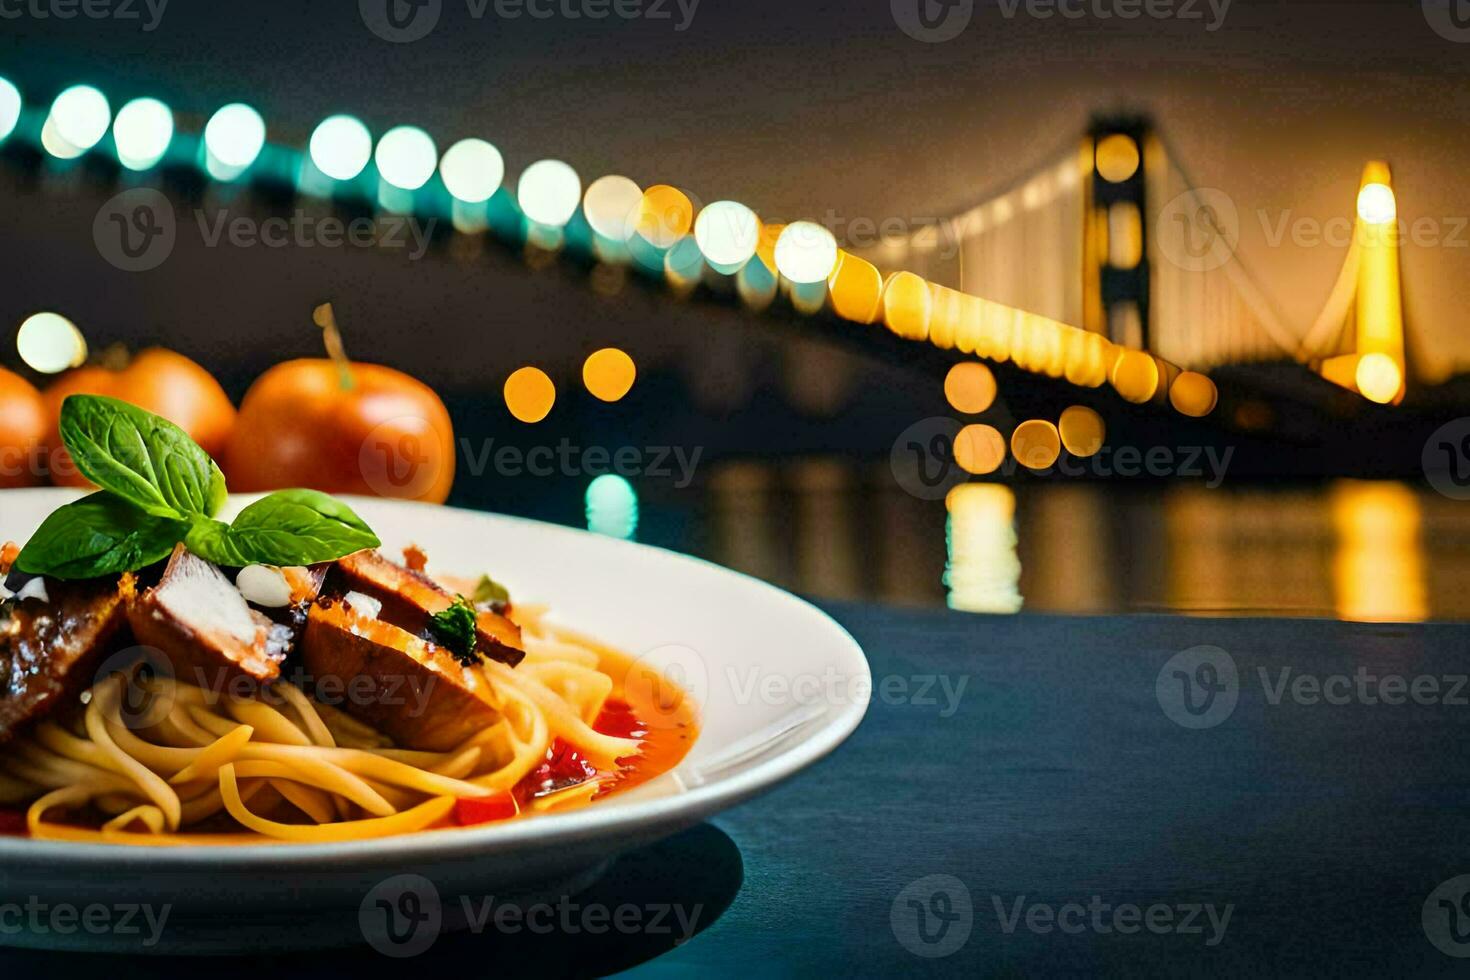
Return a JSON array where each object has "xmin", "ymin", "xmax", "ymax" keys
[{"xmin": 0, "ymin": 74, "xmax": 1226, "ymax": 422}]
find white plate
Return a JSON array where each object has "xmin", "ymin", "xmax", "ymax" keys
[{"xmin": 0, "ymin": 489, "xmax": 870, "ymax": 954}]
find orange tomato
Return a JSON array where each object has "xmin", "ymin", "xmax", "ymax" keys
[
  {"xmin": 225, "ymin": 360, "xmax": 455, "ymax": 505},
  {"xmin": 41, "ymin": 349, "xmax": 237, "ymax": 488},
  {"xmin": 0, "ymin": 367, "xmax": 47, "ymax": 489}
]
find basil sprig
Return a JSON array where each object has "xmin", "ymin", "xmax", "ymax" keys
[
  {"xmin": 60, "ymin": 395, "xmax": 227, "ymax": 519},
  {"xmin": 16, "ymin": 395, "xmax": 380, "ymax": 579}
]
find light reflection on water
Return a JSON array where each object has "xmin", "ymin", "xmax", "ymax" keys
[{"xmin": 700, "ymin": 460, "xmax": 1470, "ymax": 622}]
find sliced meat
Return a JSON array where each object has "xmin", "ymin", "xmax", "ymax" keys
[
  {"xmin": 300, "ymin": 597, "xmax": 502, "ymax": 751},
  {"xmin": 0, "ymin": 576, "xmax": 128, "ymax": 743},
  {"xmin": 331, "ymin": 550, "xmax": 524, "ymax": 667},
  {"xmin": 127, "ymin": 545, "xmax": 294, "ymax": 686}
]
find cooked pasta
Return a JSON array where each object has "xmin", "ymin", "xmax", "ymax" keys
[{"xmin": 0, "ymin": 617, "xmax": 658, "ymax": 844}]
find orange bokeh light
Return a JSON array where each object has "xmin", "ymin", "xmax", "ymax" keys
[{"xmin": 504, "ymin": 366, "xmax": 556, "ymax": 423}]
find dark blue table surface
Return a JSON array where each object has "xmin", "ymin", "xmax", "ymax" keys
[{"xmin": 7, "ymin": 602, "xmax": 1470, "ymax": 977}]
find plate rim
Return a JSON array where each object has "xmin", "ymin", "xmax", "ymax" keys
[{"xmin": 0, "ymin": 489, "xmax": 871, "ymax": 867}]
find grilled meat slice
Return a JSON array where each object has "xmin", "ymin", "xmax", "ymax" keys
[
  {"xmin": 300, "ymin": 597, "xmax": 501, "ymax": 751},
  {"xmin": 126, "ymin": 545, "xmax": 293, "ymax": 686},
  {"xmin": 0, "ymin": 576, "xmax": 128, "ymax": 743},
  {"xmin": 331, "ymin": 550, "xmax": 524, "ymax": 667}
]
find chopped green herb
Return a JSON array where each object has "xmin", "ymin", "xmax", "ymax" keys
[
  {"xmin": 429, "ymin": 596, "xmax": 481, "ymax": 666},
  {"xmin": 473, "ymin": 574, "xmax": 511, "ymax": 611}
]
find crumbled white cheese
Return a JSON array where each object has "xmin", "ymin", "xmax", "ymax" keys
[
  {"xmin": 15, "ymin": 578, "xmax": 48, "ymax": 604},
  {"xmin": 344, "ymin": 590, "xmax": 383, "ymax": 621},
  {"xmin": 236, "ymin": 565, "xmax": 293, "ymax": 608}
]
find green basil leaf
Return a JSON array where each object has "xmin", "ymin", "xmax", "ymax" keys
[
  {"xmin": 60, "ymin": 394, "xmax": 227, "ymax": 519},
  {"xmin": 214, "ymin": 489, "xmax": 380, "ymax": 566},
  {"xmin": 14, "ymin": 492, "xmax": 187, "ymax": 580},
  {"xmin": 182, "ymin": 519, "xmax": 253, "ymax": 568}
]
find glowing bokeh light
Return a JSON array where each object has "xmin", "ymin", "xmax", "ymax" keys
[
  {"xmin": 1095, "ymin": 134, "xmax": 1140, "ymax": 183},
  {"xmin": 49, "ymin": 85, "xmax": 110, "ymax": 152},
  {"xmin": 517, "ymin": 159, "xmax": 582, "ymax": 228},
  {"xmin": 827, "ymin": 251, "xmax": 883, "ymax": 324},
  {"xmin": 883, "ymin": 271, "xmax": 932, "ymax": 341},
  {"xmin": 954, "ymin": 423, "xmax": 1006, "ymax": 475},
  {"xmin": 945, "ymin": 483, "xmax": 1022, "ymax": 614},
  {"xmin": 0, "ymin": 78, "xmax": 21, "ymax": 142},
  {"xmin": 203, "ymin": 102, "xmax": 266, "ymax": 171},
  {"xmin": 1169, "ymin": 371, "xmax": 1219, "ymax": 417},
  {"xmin": 774, "ymin": 221, "xmax": 839, "ymax": 284},
  {"xmin": 586, "ymin": 474, "xmax": 639, "ymax": 540},
  {"xmin": 439, "ymin": 137, "xmax": 504, "ymax": 204},
  {"xmin": 694, "ymin": 200, "xmax": 759, "ymax": 273},
  {"xmin": 1110, "ymin": 349, "xmax": 1161, "ymax": 404},
  {"xmin": 16, "ymin": 312, "xmax": 87, "ymax": 374},
  {"xmin": 1058, "ymin": 405, "xmax": 1106, "ymax": 457},
  {"xmin": 112, "ymin": 97, "xmax": 173, "ymax": 171},
  {"xmin": 1356, "ymin": 182, "xmax": 1397, "ymax": 225},
  {"xmin": 1355, "ymin": 352, "xmax": 1402, "ymax": 404},
  {"xmin": 737, "ymin": 254, "xmax": 778, "ymax": 311},
  {"xmin": 309, "ymin": 114, "xmax": 373, "ymax": 181},
  {"xmin": 633, "ymin": 185, "xmax": 694, "ymax": 249},
  {"xmin": 944, "ymin": 362, "xmax": 997, "ymax": 415},
  {"xmin": 40, "ymin": 117, "xmax": 84, "ymax": 159},
  {"xmin": 663, "ymin": 236, "xmax": 705, "ymax": 295},
  {"xmin": 583, "ymin": 175, "xmax": 642, "ymax": 241},
  {"xmin": 582, "ymin": 347, "xmax": 637, "ymax": 403},
  {"xmin": 373, "ymin": 125, "xmax": 437, "ymax": 191},
  {"xmin": 503, "ymin": 366, "xmax": 556, "ymax": 423},
  {"xmin": 1010, "ymin": 419, "xmax": 1062, "ymax": 470}
]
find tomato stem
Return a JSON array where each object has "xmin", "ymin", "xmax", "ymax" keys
[{"xmin": 312, "ymin": 302, "xmax": 355, "ymax": 391}]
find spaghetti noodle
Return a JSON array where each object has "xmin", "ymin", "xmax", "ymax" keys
[{"xmin": 0, "ymin": 613, "xmax": 685, "ymax": 845}]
